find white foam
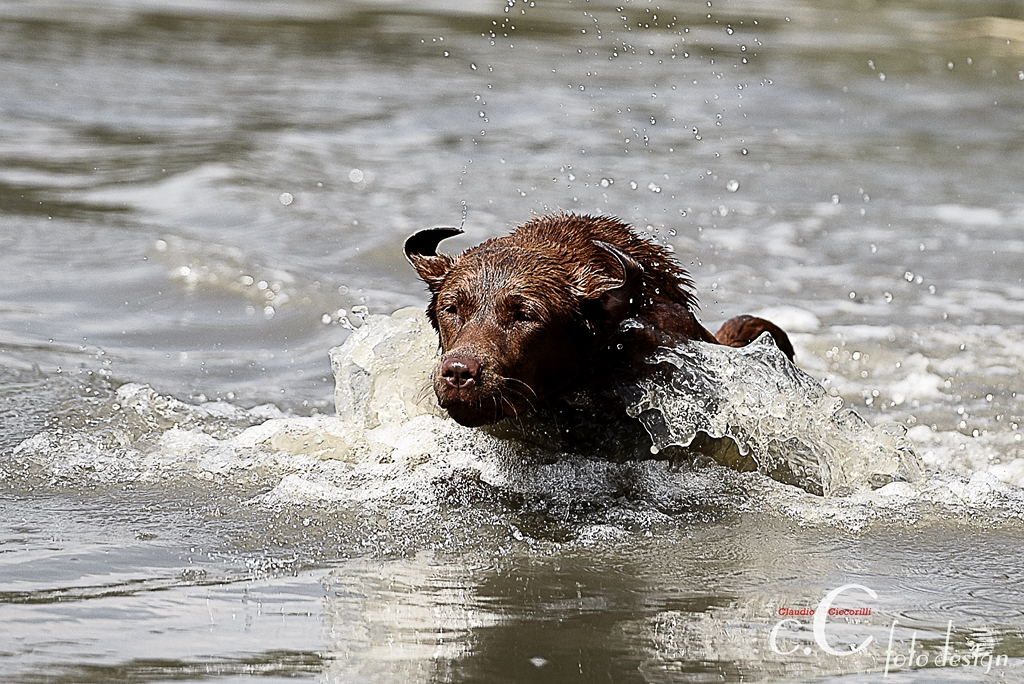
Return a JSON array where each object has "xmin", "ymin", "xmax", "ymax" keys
[
  {"xmin": 751, "ymin": 306, "xmax": 821, "ymax": 333},
  {"xmin": 929, "ymin": 204, "xmax": 1003, "ymax": 226},
  {"xmin": 12, "ymin": 309, "xmax": 1024, "ymax": 537},
  {"xmin": 628, "ymin": 334, "xmax": 922, "ymax": 496}
]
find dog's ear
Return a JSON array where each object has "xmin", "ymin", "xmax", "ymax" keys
[
  {"xmin": 580, "ymin": 240, "xmax": 643, "ymax": 330},
  {"xmin": 404, "ymin": 227, "xmax": 462, "ymax": 292}
]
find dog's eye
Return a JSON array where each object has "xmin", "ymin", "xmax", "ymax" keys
[{"xmin": 512, "ymin": 309, "xmax": 537, "ymax": 324}]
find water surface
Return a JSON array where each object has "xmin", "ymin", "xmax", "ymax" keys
[{"xmin": 3, "ymin": 0, "xmax": 1024, "ymax": 681}]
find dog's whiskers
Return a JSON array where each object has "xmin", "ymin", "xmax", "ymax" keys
[
  {"xmin": 498, "ymin": 377, "xmax": 539, "ymax": 417},
  {"xmin": 503, "ymin": 376, "xmax": 539, "ymax": 400},
  {"xmin": 497, "ymin": 391, "xmax": 529, "ymax": 434}
]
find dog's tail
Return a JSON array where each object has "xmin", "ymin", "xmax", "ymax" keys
[{"xmin": 715, "ymin": 315, "xmax": 795, "ymax": 361}]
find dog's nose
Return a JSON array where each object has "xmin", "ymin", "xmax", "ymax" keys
[{"xmin": 440, "ymin": 356, "xmax": 481, "ymax": 390}]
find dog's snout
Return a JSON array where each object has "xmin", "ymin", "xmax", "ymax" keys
[{"xmin": 440, "ymin": 355, "xmax": 482, "ymax": 390}]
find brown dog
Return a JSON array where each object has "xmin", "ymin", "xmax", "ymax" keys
[{"xmin": 405, "ymin": 213, "xmax": 793, "ymax": 428}]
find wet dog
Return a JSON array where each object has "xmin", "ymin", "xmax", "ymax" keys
[{"xmin": 405, "ymin": 213, "xmax": 793, "ymax": 428}]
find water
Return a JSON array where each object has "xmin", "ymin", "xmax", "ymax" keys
[{"xmin": 3, "ymin": 0, "xmax": 1024, "ymax": 681}]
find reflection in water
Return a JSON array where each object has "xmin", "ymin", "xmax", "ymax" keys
[{"xmin": 317, "ymin": 526, "xmax": 1024, "ymax": 683}]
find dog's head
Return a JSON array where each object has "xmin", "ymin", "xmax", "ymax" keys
[{"xmin": 405, "ymin": 226, "xmax": 641, "ymax": 426}]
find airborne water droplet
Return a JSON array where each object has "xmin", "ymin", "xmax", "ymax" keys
[{"xmin": 726, "ymin": 179, "xmax": 739, "ymax": 192}]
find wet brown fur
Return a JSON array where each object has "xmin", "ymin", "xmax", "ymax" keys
[{"xmin": 406, "ymin": 213, "xmax": 793, "ymax": 427}]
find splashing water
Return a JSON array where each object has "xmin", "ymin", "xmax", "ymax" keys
[
  {"xmin": 625, "ymin": 335, "xmax": 922, "ymax": 496},
  {"xmin": 333, "ymin": 309, "xmax": 921, "ymax": 498},
  {"xmin": 10, "ymin": 308, "xmax": 1024, "ymax": 543}
]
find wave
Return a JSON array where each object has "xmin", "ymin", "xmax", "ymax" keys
[{"xmin": 8, "ymin": 308, "xmax": 1024, "ymax": 545}]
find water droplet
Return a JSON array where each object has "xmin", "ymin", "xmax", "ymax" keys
[
  {"xmin": 879, "ymin": 73, "xmax": 886, "ymax": 81},
  {"xmin": 650, "ymin": 116, "xmax": 657, "ymax": 125},
  {"xmin": 279, "ymin": 192, "xmax": 293, "ymax": 205},
  {"xmin": 831, "ymin": 194, "xmax": 840, "ymax": 204},
  {"xmin": 349, "ymin": 168, "xmax": 364, "ymax": 183},
  {"xmin": 904, "ymin": 271, "xmax": 914, "ymax": 282},
  {"xmin": 600, "ymin": 178, "xmax": 613, "ymax": 187},
  {"xmin": 884, "ymin": 292, "xmax": 893, "ymax": 303},
  {"xmin": 629, "ymin": 181, "xmax": 638, "ymax": 190},
  {"xmin": 741, "ymin": 148, "xmax": 748, "ymax": 155},
  {"xmin": 726, "ymin": 179, "xmax": 740, "ymax": 192},
  {"xmin": 479, "ymin": 110, "xmax": 486, "ymax": 118},
  {"xmin": 647, "ymin": 182, "xmax": 661, "ymax": 193}
]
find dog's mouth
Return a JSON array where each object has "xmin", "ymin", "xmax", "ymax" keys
[
  {"xmin": 434, "ymin": 379, "xmax": 535, "ymax": 427},
  {"xmin": 437, "ymin": 392, "xmax": 535, "ymax": 427},
  {"xmin": 440, "ymin": 401, "xmax": 501, "ymax": 427}
]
